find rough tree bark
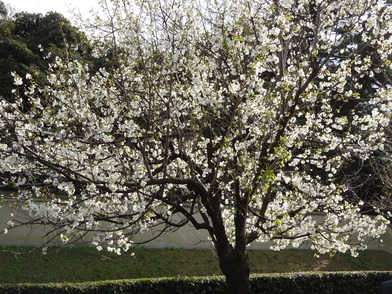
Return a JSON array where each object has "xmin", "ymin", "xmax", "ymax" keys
[{"xmin": 218, "ymin": 246, "xmax": 252, "ymax": 294}]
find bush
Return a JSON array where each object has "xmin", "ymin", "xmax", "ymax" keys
[
  {"xmin": 0, "ymin": 277, "xmax": 226, "ymax": 294},
  {"xmin": 0, "ymin": 271, "xmax": 389, "ymax": 294},
  {"xmin": 251, "ymin": 271, "xmax": 391, "ymax": 294}
]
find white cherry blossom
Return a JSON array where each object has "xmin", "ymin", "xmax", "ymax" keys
[{"xmin": 0, "ymin": 0, "xmax": 391, "ymax": 293}]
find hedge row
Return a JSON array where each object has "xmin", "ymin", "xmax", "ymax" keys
[
  {"xmin": 251, "ymin": 271, "xmax": 391, "ymax": 294},
  {"xmin": 0, "ymin": 271, "xmax": 390, "ymax": 294}
]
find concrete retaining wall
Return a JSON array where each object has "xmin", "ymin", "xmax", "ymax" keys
[{"xmin": 1, "ymin": 204, "xmax": 391, "ymax": 253}]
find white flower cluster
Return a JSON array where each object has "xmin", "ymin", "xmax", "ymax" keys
[{"xmin": 0, "ymin": 0, "xmax": 391, "ymax": 256}]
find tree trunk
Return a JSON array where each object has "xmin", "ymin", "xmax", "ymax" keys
[{"xmin": 218, "ymin": 247, "xmax": 252, "ymax": 294}]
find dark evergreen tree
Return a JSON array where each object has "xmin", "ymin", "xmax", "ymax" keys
[{"xmin": 0, "ymin": 5, "xmax": 95, "ymax": 100}]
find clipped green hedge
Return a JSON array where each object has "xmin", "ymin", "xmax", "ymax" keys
[
  {"xmin": 251, "ymin": 271, "xmax": 391, "ymax": 294},
  {"xmin": 0, "ymin": 271, "xmax": 390, "ymax": 294},
  {"xmin": 0, "ymin": 277, "xmax": 226, "ymax": 294}
]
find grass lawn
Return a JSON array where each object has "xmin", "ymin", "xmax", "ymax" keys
[{"xmin": 0, "ymin": 246, "xmax": 391, "ymax": 284}]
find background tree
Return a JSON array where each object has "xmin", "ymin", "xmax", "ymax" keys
[
  {"xmin": 371, "ymin": 121, "xmax": 392, "ymax": 218},
  {"xmin": 0, "ymin": 4, "xmax": 94, "ymax": 100},
  {"xmin": 1, "ymin": 0, "xmax": 392, "ymax": 293}
]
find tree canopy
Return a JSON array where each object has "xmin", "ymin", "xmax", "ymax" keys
[
  {"xmin": 0, "ymin": 4, "xmax": 93, "ymax": 100},
  {"xmin": 1, "ymin": 0, "xmax": 392, "ymax": 293}
]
